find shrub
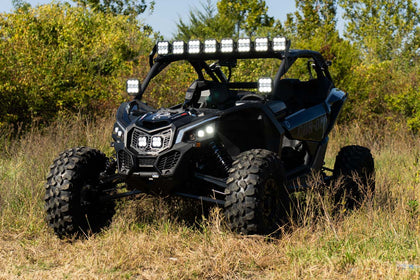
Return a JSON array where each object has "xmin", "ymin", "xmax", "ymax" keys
[{"xmin": 0, "ymin": 3, "xmax": 153, "ymax": 128}]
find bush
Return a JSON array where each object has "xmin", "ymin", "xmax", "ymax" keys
[
  {"xmin": 343, "ymin": 61, "xmax": 420, "ymax": 131},
  {"xmin": 0, "ymin": 3, "xmax": 153, "ymax": 128}
]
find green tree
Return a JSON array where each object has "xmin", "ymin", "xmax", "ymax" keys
[
  {"xmin": 175, "ymin": 0, "xmax": 235, "ymax": 40},
  {"xmin": 283, "ymin": 1, "xmax": 359, "ymax": 88},
  {"xmin": 286, "ymin": 0, "xmax": 337, "ymax": 40},
  {"xmin": 175, "ymin": 0, "xmax": 276, "ymax": 40},
  {"xmin": 73, "ymin": 0, "xmax": 154, "ymax": 17},
  {"xmin": 0, "ymin": 3, "xmax": 152, "ymax": 127},
  {"xmin": 339, "ymin": 0, "xmax": 420, "ymax": 63},
  {"xmin": 12, "ymin": 0, "xmax": 31, "ymax": 11},
  {"xmin": 217, "ymin": 0, "xmax": 274, "ymax": 37}
]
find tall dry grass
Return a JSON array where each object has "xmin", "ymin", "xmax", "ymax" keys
[{"xmin": 0, "ymin": 116, "xmax": 418, "ymax": 279}]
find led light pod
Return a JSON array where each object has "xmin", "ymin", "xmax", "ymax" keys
[
  {"xmin": 172, "ymin": 40, "xmax": 185, "ymax": 54},
  {"xmin": 204, "ymin": 39, "xmax": 217, "ymax": 53},
  {"xmin": 157, "ymin": 41, "xmax": 170, "ymax": 55},
  {"xmin": 258, "ymin": 77, "xmax": 273, "ymax": 93},
  {"xmin": 255, "ymin": 37, "xmax": 269, "ymax": 52},
  {"xmin": 138, "ymin": 136, "xmax": 148, "ymax": 148},
  {"xmin": 273, "ymin": 37, "xmax": 287, "ymax": 51},
  {"xmin": 237, "ymin": 38, "xmax": 251, "ymax": 52},
  {"xmin": 188, "ymin": 40, "xmax": 201, "ymax": 54},
  {"xmin": 220, "ymin": 38, "xmax": 234, "ymax": 53},
  {"xmin": 151, "ymin": 136, "xmax": 163, "ymax": 148},
  {"xmin": 126, "ymin": 79, "xmax": 140, "ymax": 95}
]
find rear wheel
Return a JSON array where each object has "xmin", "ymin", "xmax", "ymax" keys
[
  {"xmin": 45, "ymin": 147, "xmax": 116, "ymax": 238},
  {"xmin": 333, "ymin": 145, "xmax": 375, "ymax": 209},
  {"xmin": 224, "ymin": 149, "xmax": 287, "ymax": 234}
]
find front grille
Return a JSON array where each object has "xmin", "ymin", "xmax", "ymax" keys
[
  {"xmin": 118, "ymin": 150, "xmax": 133, "ymax": 171},
  {"xmin": 157, "ymin": 151, "xmax": 181, "ymax": 172},
  {"xmin": 138, "ymin": 157, "xmax": 156, "ymax": 166},
  {"xmin": 130, "ymin": 128, "xmax": 173, "ymax": 155}
]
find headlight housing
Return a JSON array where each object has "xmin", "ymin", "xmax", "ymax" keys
[
  {"xmin": 112, "ymin": 123, "xmax": 126, "ymax": 142},
  {"xmin": 184, "ymin": 123, "xmax": 216, "ymax": 142}
]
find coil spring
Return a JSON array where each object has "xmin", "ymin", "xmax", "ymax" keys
[{"xmin": 209, "ymin": 141, "xmax": 232, "ymax": 175}]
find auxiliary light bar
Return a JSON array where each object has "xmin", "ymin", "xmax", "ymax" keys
[{"xmin": 155, "ymin": 37, "xmax": 288, "ymax": 56}]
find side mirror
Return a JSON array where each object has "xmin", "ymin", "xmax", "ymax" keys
[{"xmin": 126, "ymin": 79, "xmax": 141, "ymax": 96}]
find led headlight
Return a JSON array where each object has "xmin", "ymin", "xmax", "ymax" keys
[
  {"xmin": 237, "ymin": 38, "xmax": 251, "ymax": 52},
  {"xmin": 157, "ymin": 41, "xmax": 170, "ymax": 55},
  {"xmin": 151, "ymin": 136, "xmax": 163, "ymax": 148},
  {"xmin": 138, "ymin": 136, "xmax": 148, "ymax": 148},
  {"xmin": 188, "ymin": 40, "xmax": 201, "ymax": 54},
  {"xmin": 220, "ymin": 38, "xmax": 234, "ymax": 53},
  {"xmin": 114, "ymin": 126, "xmax": 124, "ymax": 138},
  {"xmin": 204, "ymin": 39, "xmax": 217, "ymax": 53},
  {"xmin": 255, "ymin": 37, "xmax": 269, "ymax": 52},
  {"xmin": 197, "ymin": 124, "xmax": 215, "ymax": 139},
  {"xmin": 258, "ymin": 77, "xmax": 273, "ymax": 93},
  {"xmin": 273, "ymin": 37, "xmax": 286, "ymax": 51},
  {"xmin": 197, "ymin": 130, "xmax": 205, "ymax": 138},
  {"xmin": 172, "ymin": 40, "xmax": 185, "ymax": 54},
  {"xmin": 206, "ymin": 125, "xmax": 214, "ymax": 135}
]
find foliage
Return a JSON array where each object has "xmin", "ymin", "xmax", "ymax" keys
[
  {"xmin": 0, "ymin": 3, "xmax": 153, "ymax": 128},
  {"xmin": 284, "ymin": 0, "xmax": 360, "ymax": 90},
  {"xmin": 216, "ymin": 0, "xmax": 274, "ymax": 37},
  {"xmin": 12, "ymin": 0, "xmax": 31, "ymax": 11},
  {"xmin": 341, "ymin": 61, "xmax": 420, "ymax": 131},
  {"xmin": 339, "ymin": 0, "xmax": 420, "ymax": 63},
  {"xmin": 176, "ymin": 0, "xmax": 275, "ymax": 40},
  {"xmin": 175, "ymin": 0, "xmax": 235, "ymax": 40},
  {"xmin": 73, "ymin": 0, "xmax": 154, "ymax": 17}
]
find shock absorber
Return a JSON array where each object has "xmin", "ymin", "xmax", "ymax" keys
[{"xmin": 209, "ymin": 141, "xmax": 232, "ymax": 176}]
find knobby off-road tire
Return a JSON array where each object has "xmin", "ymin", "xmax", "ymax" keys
[
  {"xmin": 224, "ymin": 149, "xmax": 286, "ymax": 235},
  {"xmin": 45, "ymin": 147, "xmax": 115, "ymax": 238},
  {"xmin": 333, "ymin": 145, "xmax": 375, "ymax": 209}
]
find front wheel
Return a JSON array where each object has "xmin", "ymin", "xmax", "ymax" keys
[
  {"xmin": 333, "ymin": 145, "xmax": 375, "ymax": 209},
  {"xmin": 44, "ymin": 147, "xmax": 116, "ymax": 238},
  {"xmin": 224, "ymin": 149, "xmax": 287, "ymax": 235}
]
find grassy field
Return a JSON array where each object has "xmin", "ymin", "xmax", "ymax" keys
[{"xmin": 0, "ymin": 116, "xmax": 419, "ymax": 279}]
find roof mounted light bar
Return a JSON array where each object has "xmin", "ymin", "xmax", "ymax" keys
[{"xmin": 154, "ymin": 37, "xmax": 289, "ymax": 57}]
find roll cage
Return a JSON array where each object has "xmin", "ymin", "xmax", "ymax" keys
[{"xmin": 136, "ymin": 40, "xmax": 334, "ymax": 102}]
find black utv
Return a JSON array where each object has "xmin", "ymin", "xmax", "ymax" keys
[{"xmin": 45, "ymin": 37, "xmax": 375, "ymax": 237}]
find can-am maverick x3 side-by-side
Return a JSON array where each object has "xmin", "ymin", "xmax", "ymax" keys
[{"xmin": 45, "ymin": 37, "xmax": 374, "ymax": 237}]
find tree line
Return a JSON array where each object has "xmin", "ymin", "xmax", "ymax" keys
[{"xmin": 0, "ymin": 0, "xmax": 419, "ymax": 132}]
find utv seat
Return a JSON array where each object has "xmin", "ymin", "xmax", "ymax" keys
[{"xmin": 271, "ymin": 78, "xmax": 332, "ymax": 110}]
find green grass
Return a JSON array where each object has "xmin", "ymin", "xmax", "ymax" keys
[{"xmin": 0, "ymin": 116, "xmax": 419, "ymax": 279}]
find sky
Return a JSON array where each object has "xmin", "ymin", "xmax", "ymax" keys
[{"xmin": 0, "ymin": 0, "xmax": 295, "ymax": 39}]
